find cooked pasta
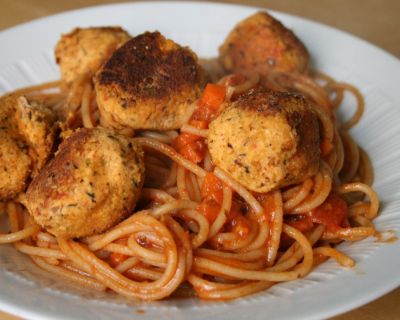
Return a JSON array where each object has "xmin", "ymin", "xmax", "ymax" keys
[{"xmin": 0, "ymin": 11, "xmax": 380, "ymax": 301}]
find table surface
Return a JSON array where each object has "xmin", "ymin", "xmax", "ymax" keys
[{"xmin": 0, "ymin": 0, "xmax": 399, "ymax": 319}]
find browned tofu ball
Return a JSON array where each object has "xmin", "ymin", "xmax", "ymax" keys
[
  {"xmin": 0, "ymin": 95, "xmax": 56, "ymax": 200},
  {"xmin": 94, "ymin": 31, "xmax": 206, "ymax": 130},
  {"xmin": 55, "ymin": 27, "xmax": 131, "ymax": 84},
  {"xmin": 24, "ymin": 128, "xmax": 145, "ymax": 238},
  {"xmin": 208, "ymin": 88, "xmax": 320, "ymax": 193},
  {"xmin": 219, "ymin": 12, "xmax": 309, "ymax": 75}
]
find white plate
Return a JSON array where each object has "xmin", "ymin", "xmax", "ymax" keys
[{"xmin": 1, "ymin": 2, "xmax": 399, "ymax": 320}]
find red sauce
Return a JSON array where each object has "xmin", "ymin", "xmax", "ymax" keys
[
  {"xmin": 308, "ymin": 193, "xmax": 348, "ymax": 232},
  {"xmin": 197, "ymin": 198, "xmax": 220, "ymax": 224},
  {"xmin": 225, "ymin": 201, "xmax": 251, "ymax": 237},
  {"xmin": 256, "ymin": 193, "xmax": 277, "ymax": 223},
  {"xmin": 286, "ymin": 215, "xmax": 314, "ymax": 233}
]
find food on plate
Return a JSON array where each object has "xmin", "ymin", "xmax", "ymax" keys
[
  {"xmin": 219, "ymin": 11, "xmax": 309, "ymax": 75},
  {"xmin": 0, "ymin": 11, "xmax": 379, "ymax": 302},
  {"xmin": 208, "ymin": 88, "xmax": 320, "ymax": 193},
  {"xmin": 23, "ymin": 128, "xmax": 145, "ymax": 238},
  {"xmin": 0, "ymin": 95, "xmax": 56, "ymax": 200},
  {"xmin": 95, "ymin": 31, "xmax": 206, "ymax": 130}
]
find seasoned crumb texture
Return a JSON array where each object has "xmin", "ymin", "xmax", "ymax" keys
[
  {"xmin": 94, "ymin": 31, "xmax": 206, "ymax": 130},
  {"xmin": 219, "ymin": 11, "xmax": 309, "ymax": 75},
  {"xmin": 24, "ymin": 128, "xmax": 145, "ymax": 238},
  {"xmin": 55, "ymin": 27, "xmax": 131, "ymax": 84},
  {"xmin": 15, "ymin": 96, "xmax": 57, "ymax": 176},
  {"xmin": 0, "ymin": 95, "xmax": 56, "ymax": 200},
  {"xmin": 0, "ymin": 130, "xmax": 31, "ymax": 200},
  {"xmin": 208, "ymin": 89, "xmax": 320, "ymax": 193}
]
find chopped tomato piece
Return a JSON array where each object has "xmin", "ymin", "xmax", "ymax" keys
[
  {"xmin": 173, "ymin": 132, "xmax": 206, "ymax": 163},
  {"xmin": 179, "ymin": 140, "xmax": 207, "ymax": 163},
  {"xmin": 256, "ymin": 193, "xmax": 277, "ymax": 222},
  {"xmin": 172, "ymin": 132, "xmax": 201, "ymax": 151},
  {"xmin": 191, "ymin": 104, "xmax": 220, "ymax": 123},
  {"xmin": 200, "ymin": 83, "xmax": 226, "ymax": 109},
  {"xmin": 308, "ymin": 193, "xmax": 348, "ymax": 232},
  {"xmin": 197, "ymin": 198, "xmax": 221, "ymax": 224},
  {"xmin": 188, "ymin": 119, "xmax": 208, "ymax": 129},
  {"xmin": 191, "ymin": 83, "xmax": 226, "ymax": 123},
  {"xmin": 201, "ymin": 173, "xmax": 223, "ymax": 204}
]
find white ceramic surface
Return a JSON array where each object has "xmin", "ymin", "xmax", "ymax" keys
[{"xmin": 0, "ymin": 2, "xmax": 399, "ymax": 320}]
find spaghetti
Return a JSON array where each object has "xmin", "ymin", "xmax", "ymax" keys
[{"xmin": 0, "ymin": 13, "xmax": 379, "ymax": 301}]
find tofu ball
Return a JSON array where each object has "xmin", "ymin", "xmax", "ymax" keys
[
  {"xmin": 94, "ymin": 31, "xmax": 206, "ymax": 130},
  {"xmin": 219, "ymin": 12, "xmax": 309, "ymax": 76},
  {"xmin": 0, "ymin": 130, "xmax": 31, "ymax": 200},
  {"xmin": 0, "ymin": 95, "xmax": 56, "ymax": 200},
  {"xmin": 55, "ymin": 27, "xmax": 131, "ymax": 84},
  {"xmin": 24, "ymin": 128, "xmax": 145, "ymax": 238},
  {"xmin": 208, "ymin": 88, "xmax": 320, "ymax": 193},
  {"xmin": 15, "ymin": 96, "xmax": 57, "ymax": 176}
]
